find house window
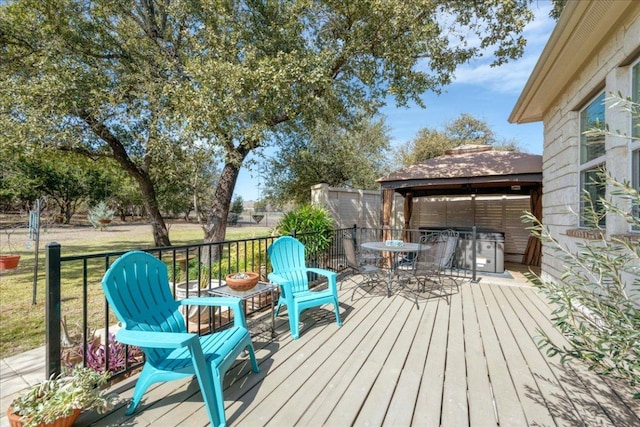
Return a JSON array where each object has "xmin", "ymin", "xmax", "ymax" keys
[
  {"xmin": 632, "ymin": 60, "xmax": 640, "ymax": 230},
  {"xmin": 633, "ymin": 149, "xmax": 640, "ymax": 231},
  {"xmin": 579, "ymin": 91, "xmax": 606, "ymax": 227},
  {"xmin": 633, "ymin": 60, "xmax": 640, "ymax": 140}
]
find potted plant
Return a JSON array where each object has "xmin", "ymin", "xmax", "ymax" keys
[
  {"xmin": 172, "ymin": 262, "xmax": 225, "ymax": 324},
  {"xmin": 87, "ymin": 201, "xmax": 115, "ymax": 230},
  {"xmin": 225, "ymin": 271, "xmax": 259, "ymax": 291},
  {"xmin": 6, "ymin": 367, "xmax": 117, "ymax": 427},
  {"xmin": 0, "ymin": 226, "xmax": 21, "ymax": 270}
]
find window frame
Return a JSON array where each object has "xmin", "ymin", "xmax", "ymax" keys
[
  {"xmin": 579, "ymin": 91, "xmax": 607, "ymax": 228},
  {"xmin": 630, "ymin": 58, "xmax": 640, "ymax": 231}
]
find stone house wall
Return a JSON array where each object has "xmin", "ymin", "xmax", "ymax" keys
[{"xmin": 540, "ymin": 8, "xmax": 640, "ymax": 282}]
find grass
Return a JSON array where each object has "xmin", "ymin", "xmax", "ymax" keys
[{"xmin": 0, "ymin": 221, "xmax": 272, "ymax": 358}]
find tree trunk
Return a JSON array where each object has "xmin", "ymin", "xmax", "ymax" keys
[
  {"xmin": 78, "ymin": 111, "xmax": 171, "ymax": 247},
  {"xmin": 136, "ymin": 175, "xmax": 171, "ymax": 247},
  {"xmin": 204, "ymin": 161, "xmax": 242, "ymax": 244}
]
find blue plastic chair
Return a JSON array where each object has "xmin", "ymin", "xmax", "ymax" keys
[
  {"xmin": 267, "ymin": 236, "xmax": 342, "ymax": 339},
  {"xmin": 101, "ymin": 251, "xmax": 259, "ymax": 427}
]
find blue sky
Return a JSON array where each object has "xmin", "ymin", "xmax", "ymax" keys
[{"xmin": 235, "ymin": 2, "xmax": 556, "ymax": 201}]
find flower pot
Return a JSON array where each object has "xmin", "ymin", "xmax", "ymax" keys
[
  {"xmin": 174, "ymin": 279, "xmax": 225, "ymax": 323},
  {"xmin": 225, "ymin": 272, "xmax": 259, "ymax": 291},
  {"xmin": 0, "ymin": 255, "xmax": 20, "ymax": 270},
  {"xmin": 7, "ymin": 406, "xmax": 81, "ymax": 427}
]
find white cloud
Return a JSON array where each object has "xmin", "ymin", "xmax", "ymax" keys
[
  {"xmin": 444, "ymin": 1, "xmax": 556, "ymax": 95},
  {"xmin": 452, "ymin": 53, "xmax": 541, "ymax": 94}
]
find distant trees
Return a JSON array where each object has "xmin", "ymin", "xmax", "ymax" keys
[
  {"xmin": 396, "ymin": 113, "xmax": 521, "ymax": 167},
  {"xmin": 228, "ymin": 196, "xmax": 244, "ymax": 226},
  {"xmin": 264, "ymin": 114, "xmax": 392, "ymax": 206},
  {"xmin": 1, "ymin": 149, "xmax": 117, "ymax": 223},
  {"xmin": 1, "ymin": 0, "xmax": 536, "ymax": 246}
]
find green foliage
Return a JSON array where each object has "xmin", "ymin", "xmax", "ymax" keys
[
  {"xmin": 273, "ymin": 205, "xmax": 334, "ymax": 260},
  {"xmin": 230, "ymin": 196, "xmax": 244, "ymax": 216},
  {"xmin": 2, "ymin": 150, "xmax": 117, "ymax": 223},
  {"xmin": 228, "ymin": 195, "xmax": 244, "ymax": 225},
  {"xmin": 550, "ymin": 0, "xmax": 568, "ymax": 20},
  {"xmin": 523, "ymin": 176, "xmax": 640, "ymax": 398},
  {"xmin": 253, "ymin": 200, "xmax": 267, "ymax": 212},
  {"xmin": 396, "ymin": 113, "xmax": 521, "ymax": 166},
  {"xmin": 10, "ymin": 367, "xmax": 117, "ymax": 427},
  {"xmin": 265, "ymin": 114, "xmax": 392, "ymax": 206},
  {"xmin": 169, "ymin": 241, "xmax": 269, "ymax": 287},
  {"xmin": 0, "ymin": 0, "xmax": 535, "ymax": 245}
]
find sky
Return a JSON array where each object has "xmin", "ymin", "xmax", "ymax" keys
[{"xmin": 234, "ymin": 2, "xmax": 557, "ymax": 202}]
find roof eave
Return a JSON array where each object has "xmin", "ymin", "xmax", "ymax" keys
[{"xmin": 509, "ymin": 0, "xmax": 636, "ymax": 124}]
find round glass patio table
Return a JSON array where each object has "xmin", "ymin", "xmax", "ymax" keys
[{"xmin": 360, "ymin": 241, "xmax": 422, "ymax": 296}]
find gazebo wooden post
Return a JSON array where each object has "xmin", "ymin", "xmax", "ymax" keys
[
  {"xmin": 402, "ymin": 192, "xmax": 413, "ymax": 242},
  {"xmin": 522, "ymin": 186, "xmax": 543, "ymax": 266}
]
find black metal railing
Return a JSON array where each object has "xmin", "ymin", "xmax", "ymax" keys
[
  {"xmin": 45, "ymin": 225, "xmax": 485, "ymax": 380},
  {"xmin": 45, "ymin": 228, "xmax": 354, "ymax": 379}
]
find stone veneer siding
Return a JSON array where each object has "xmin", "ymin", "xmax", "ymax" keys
[{"xmin": 539, "ymin": 5, "xmax": 640, "ymax": 283}]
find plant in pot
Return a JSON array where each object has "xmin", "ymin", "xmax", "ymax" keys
[
  {"xmin": 87, "ymin": 201, "xmax": 115, "ymax": 230},
  {"xmin": 272, "ymin": 205, "xmax": 334, "ymax": 279},
  {"xmin": 225, "ymin": 271, "xmax": 260, "ymax": 291},
  {"xmin": 171, "ymin": 260, "xmax": 225, "ymax": 324},
  {"xmin": 7, "ymin": 367, "xmax": 118, "ymax": 427},
  {"xmin": 0, "ymin": 226, "xmax": 22, "ymax": 270}
]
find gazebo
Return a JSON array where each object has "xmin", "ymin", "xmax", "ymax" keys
[{"xmin": 378, "ymin": 145, "xmax": 543, "ymax": 266}]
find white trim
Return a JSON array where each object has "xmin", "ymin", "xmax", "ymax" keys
[
  {"xmin": 631, "ymin": 59, "xmax": 640, "ymax": 232},
  {"xmin": 579, "ymin": 91, "xmax": 607, "ymax": 227}
]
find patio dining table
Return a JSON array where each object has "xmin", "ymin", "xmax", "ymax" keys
[{"xmin": 360, "ymin": 241, "xmax": 426, "ymax": 297}]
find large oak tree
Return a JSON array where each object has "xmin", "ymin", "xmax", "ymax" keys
[{"xmin": 0, "ymin": 0, "xmax": 534, "ymax": 246}]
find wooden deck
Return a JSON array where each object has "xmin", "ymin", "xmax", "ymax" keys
[{"xmin": 77, "ymin": 270, "xmax": 640, "ymax": 426}]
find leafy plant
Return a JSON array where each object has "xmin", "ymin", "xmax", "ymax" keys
[
  {"xmin": 273, "ymin": 205, "xmax": 334, "ymax": 262},
  {"xmin": 9, "ymin": 367, "xmax": 118, "ymax": 427},
  {"xmin": 87, "ymin": 201, "xmax": 115, "ymax": 229},
  {"xmin": 63, "ymin": 332, "xmax": 142, "ymax": 375},
  {"xmin": 523, "ymin": 175, "xmax": 640, "ymax": 398}
]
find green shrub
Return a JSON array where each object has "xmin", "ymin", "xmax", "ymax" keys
[
  {"xmin": 272, "ymin": 205, "xmax": 334, "ymax": 262},
  {"xmin": 523, "ymin": 176, "xmax": 640, "ymax": 398}
]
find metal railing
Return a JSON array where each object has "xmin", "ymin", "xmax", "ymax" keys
[
  {"xmin": 44, "ymin": 228, "xmax": 353, "ymax": 379},
  {"xmin": 44, "ymin": 225, "xmax": 486, "ymax": 380}
]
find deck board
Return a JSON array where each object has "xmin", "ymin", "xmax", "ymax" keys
[
  {"xmin": 383, "ymin": 297, "xmax": 440, "ymax": 427},
  {"xmin": 481, "ymin": 284, "xmax": 556, "ymax": 426},
  {"xmin": 469, "ymin": 283, "xmax": 528, "ymax": 426},
  {"xmin": 74, "ymin": 271, "xmax": 640, "ymax": 427},
  {"xmin": 441, "ymin": 284, "xmax": 468, "ymax": 426},
  {"xmin": 460, "ymin": 284, "xmax": 497, "ymax": 427},
  {"xmin": 412, "ymin": 294, "xmax": 450, "ymax": 427}
]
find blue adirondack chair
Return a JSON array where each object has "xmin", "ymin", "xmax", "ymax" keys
[
  {"xmin": 101, "ymin": 251, "xmax": 259, "ymax": 427},
  {"xmin": 267, "ymin": 236, "xmax": 342, "ymax": 339}
]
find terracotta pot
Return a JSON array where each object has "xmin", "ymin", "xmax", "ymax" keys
[
  {"xmin": 6, "ymin": 406, "xmax": 81, "ymax": 427},
  {"xmin": 0, "ymin": 255, "xmax": 20, "ymax": 270},
  {"xmin": 225, "ymin": 272, "xmax": 259, "ymax": 291}
]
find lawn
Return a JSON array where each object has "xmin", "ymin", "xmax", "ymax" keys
[{"xmin": 0, "ymin": 221, "xmax": 272, "ymax": 358}]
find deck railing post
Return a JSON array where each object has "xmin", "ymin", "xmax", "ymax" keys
[{"xmin": 45, "ymin": 242, "xmax": 62, "ymax": 378}]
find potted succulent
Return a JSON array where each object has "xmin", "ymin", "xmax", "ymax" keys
[
  {"xmin": 225, "ymin": 271, "xmax": 260, "ymax": 291},
  {"xmin": 87, "ymin": 201, "xmax": 115, "ymax": 230},
  {"xmin": 6, "ymin": 367, "xmax": 118, "ymax": 427}
]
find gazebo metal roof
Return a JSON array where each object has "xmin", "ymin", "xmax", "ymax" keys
[{"xmin": 378, "ymin": 145, "xmax": 542, "ymax": 197}]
